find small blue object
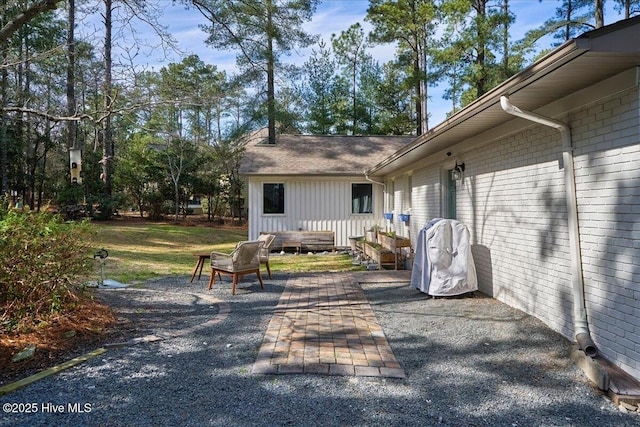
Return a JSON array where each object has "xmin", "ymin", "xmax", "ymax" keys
[
  {"xmin": 384, "ymin": 213, "xmax": 393, "ymax": 220},
  {"xmin": 400, "ymin": 214, "xmax": 410, "ymax": 222}
]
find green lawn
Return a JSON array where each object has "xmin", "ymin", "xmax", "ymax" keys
[{"xmin": 89, "ymin": 221, "xmax": 362, "ymax": 283}]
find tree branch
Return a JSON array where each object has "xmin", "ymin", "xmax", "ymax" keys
[
  {"xmin": 2, "ymin": 106, "xmax": 95, "ymax": 122},
  {"xmin": 1, "ymin": 97, "xmax": 204, "ymax": 125},
  {"xmin": 191, "ymin": 0, "xmax": 264, "ymax": 72},
  {"xmin": 0, "ymin": 0, "xmax": 64, "ymax": 43}
]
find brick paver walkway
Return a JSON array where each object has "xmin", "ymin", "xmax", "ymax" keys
[{"xmin": 252, "ymin": 272, "xmax": 406, "ymax": 378}]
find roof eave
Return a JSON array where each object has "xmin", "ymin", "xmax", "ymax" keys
[
  {"xmin": 241, "ymin": 172, "xmax": 372, "ymax": 177},
  {"xmin": 365, "ymin": 38, "xmax": 588, "ymax": 177}
]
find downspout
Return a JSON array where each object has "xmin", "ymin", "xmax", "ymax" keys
[
  {"xmin": 365, "ymin": 172, "xmax": 388, "ymax": 216},
  {"xmin": 500, "ymin": 96, "xmax": 597, "ymax": 357}
]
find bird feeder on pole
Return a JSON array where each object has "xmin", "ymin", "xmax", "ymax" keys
[{"xmin": 69, "ymin": 148, "xmax": 82, "ymax": 185}]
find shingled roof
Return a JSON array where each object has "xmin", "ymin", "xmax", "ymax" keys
[{"xmin": 239, "ymin": 131, "xmax": 415, "ymax": 176}]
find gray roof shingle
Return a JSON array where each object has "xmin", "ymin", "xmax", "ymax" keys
[{"xmin": 239, "ymin": 132, "xmax": 415, "ymax": 176}]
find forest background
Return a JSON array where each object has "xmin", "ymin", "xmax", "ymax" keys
[{"xmin": 1, "ymin": 0, "xmax": 638, "ymax": 222}]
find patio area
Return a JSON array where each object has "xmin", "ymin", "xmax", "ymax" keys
[
  {"xmin": 2, "ymin": 270, "xmax": 638, "ymax": 427},
  {"xmin": 253, "ymin": 272, "xmax": 408, "ymax": 377}
]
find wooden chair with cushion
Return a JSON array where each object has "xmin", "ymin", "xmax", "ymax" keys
[
  {"xmin": 258, "ymin": 233, "xmax": 276, "ymax": 279},
  {"xmin": 208, "ymin": 240, "xmax": 264, "ymax": 295}
]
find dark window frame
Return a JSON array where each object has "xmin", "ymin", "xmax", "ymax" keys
[
  {"xmin": 351, "ymin": 183, "xmax": 373, "ymax": 214},
  {"xmin": 263, "ymin": 183, "xmax": 285, "ymax": 214}
]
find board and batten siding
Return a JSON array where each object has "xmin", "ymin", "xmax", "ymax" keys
[
  {"xmin": 380, "ymin": 174, "xmax": 412, "ymax": 238},
  {"xmin": 247, "ymin": 176, "xmax": 384, "ymax": 248}
]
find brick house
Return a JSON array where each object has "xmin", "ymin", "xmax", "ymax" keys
[{"xmin": 365, "ymin": 16, "xmax": 640, "ymax": 382}]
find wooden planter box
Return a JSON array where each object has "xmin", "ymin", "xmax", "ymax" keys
[
  {"xmin": 377, "ymin": 232, "xmax": 412, "ymax": 270},
  {"xmin": 363, "ymin": 242, "xmax": 395, "ymax": 267},
  {"xmin": 378, "ymin": 233, "xmax": 411, "ymax": 252}
]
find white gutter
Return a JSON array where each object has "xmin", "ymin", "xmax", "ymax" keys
[
  {"xmin": 500, "ymin": 96, "xmax": 597, "ymax": 357},
  {"xmin": 364, "ymin": 172, "xmax": 385, "ymax": 188}
]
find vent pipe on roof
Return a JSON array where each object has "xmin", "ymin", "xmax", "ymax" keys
[{"xmin": 500, "ymin": 96, "xmax": 597, "ymax": 358}]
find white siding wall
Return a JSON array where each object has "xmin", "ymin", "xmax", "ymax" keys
[
  {"xmin": 409, "ymin": 166, "xmax": 444, "ymax": 240},
  {"xmin": 384, "ymin": 175, "xmax": 412, "ymax": 239},
  {"xmin": 396, "ymin": 80, "xmax": 640, "ymax": 379},
  {"xmin": 247, "ymin": 176, "xmax": 384, "ymax": 247},
  {"xmin": 457, "ymin": 86, "xmax": 640, "ymax": 379},
  {"xmin": 385, "ymin": 167, "xmax": 442, "ymax": 247}
]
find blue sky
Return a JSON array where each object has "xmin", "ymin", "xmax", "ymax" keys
[{"xmin": 115, "ymin": 0, "xmax": 625, "ymax": 127}]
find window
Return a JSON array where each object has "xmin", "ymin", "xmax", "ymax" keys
[
  {"xmin": 404, "ymin": 175, "xmax": 412, "ymax": 213},
  {"xmin": 352, "ymin": 183, "xmax": 373, "ymax": 214},
  {"xmin": 263, "ymin": 183, "xmax": 285, "ymax": 214},
  {"xmin": 446, "ymin": 170, "xmax": 456, "ymax": 219}
]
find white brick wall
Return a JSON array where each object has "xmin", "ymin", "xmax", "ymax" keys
[
  {"xmin": 570, "ymin": 86, "xmax": 640, "ymax": 379},
  {"xmin": 460, "ymin": 86, "xmax": 640, "ymax": 379},
  {"xmin": 401, "ymin": 85, "xmax": 640, "ymax": 380},
  {"xmin": 454, "ymin": 125, "xmax": 576, "ymax": 337}
]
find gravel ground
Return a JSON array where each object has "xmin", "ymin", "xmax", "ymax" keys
[{"xmin": 1, "ymin": 272, "xmax": 639, "ymax": 427}]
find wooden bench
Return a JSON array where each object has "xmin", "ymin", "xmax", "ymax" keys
[{"xmin": 261, "ymin": 231, "xmax": 335, "ymax": 252}]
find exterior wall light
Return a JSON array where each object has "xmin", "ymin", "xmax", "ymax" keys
[{"xmin": 451, "ymin": 162, "xmax": 465, "ymax": 181}]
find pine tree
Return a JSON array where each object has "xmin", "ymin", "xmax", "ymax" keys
[{"xmin": 191, "ymin": 0, "xmax": 319, "ymax": 144}]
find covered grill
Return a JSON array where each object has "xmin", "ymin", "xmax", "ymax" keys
[{"xmin": 411, "ymin": 219, "xmax": 478, "ymax": 296}]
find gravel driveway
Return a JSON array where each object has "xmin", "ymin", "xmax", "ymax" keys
[{"xmin": 1, "ymin": 272, "xmax": 639, "ymax": 427}]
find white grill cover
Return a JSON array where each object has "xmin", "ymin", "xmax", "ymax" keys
[{"xmin": 411, "ymin": 219, "xmax": 478, "ymax": 296}]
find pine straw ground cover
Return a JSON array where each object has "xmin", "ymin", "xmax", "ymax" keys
[
  {"xmin": 0, "ymin": 298, "xmax": 117, "ymax": 387},
  {"xmin": 1, "ymin": 216, "xmax": 360, "ymax": 387}
]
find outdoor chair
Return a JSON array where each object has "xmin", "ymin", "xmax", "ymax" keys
[
  {"xmin": 258, "ymin": 233, "xmax": 276, "ymax": 279},
  {"xmin": 209, "ymin": 240, "xmax": 264, "ymax": 295}
]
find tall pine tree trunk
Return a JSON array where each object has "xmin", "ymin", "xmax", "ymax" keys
[
  {"xmin": 595, "ymin": 0, "xmax": 604, "ymax": 28},
  {"xmin": 67, "ymin": 0, "xmax": 76, "ymax": 153},
  {"xmin": 419, "ymin": 41, "xmax": 428, "ymax": 134},
  {"xmin": 266, "ymin": 0, "xmax": 276, "ymax": 144},
  {"xmin": 0, "ymin": 0, "xmax": 7, "ymax": 197},
  {"xmin": 502, "ymin": 0, "xmax": 510, "ymax": 80},
  {"xmin": 565, "ymin": 0, "xmax": 574, "ymax": 41},
  {"xmin": 102, "ymin": 0, "xmax": 113, "ymax": 206},
  {"xmin": 474, "ymin": 0, "xmax": 488, "ymax": 97},
  {"xmin": 623, "ymin": 0, "xmax": 631, "ymax": 18},
  {"xmin": 413, "ymin": 37, "xmax": 423, "ymax": 135},
  {"xmin": 39, "ymin": 72, "xmax": 52, "ymax": 212},
  {"xmin": 23, "ymin": 30, "xmax": 37, "ymax": 209}
]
